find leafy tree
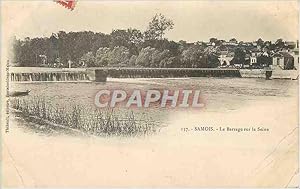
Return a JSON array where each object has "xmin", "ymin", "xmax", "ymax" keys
[
  {"xmin": 90, "ymin": 32, "xmax": 111, "ymax": 53},
  {"xmin": 110, "ymin": 29, "xmax": 131, "ymax": 48},
  {"xmin": 107, "ymin": 46, "xmax": 131, "ymax": 66},
  {"xmin": 181, "ymin": 46, "xmax": 205, "ymax": 68},
  {"xmin": 127, "ymin": 28, "xmax": 143, "ymax": 44},
  {"xmin": 80, "ymin": 52, "xmax": 95, "ymax": 67},
  {"xmin": 96, "ymin": 47, "xmax": 110, "ymax": 67},
  {"xmin": 110, "ymin": 29, "xmax": 143, "ymax": 55},
  {"xmin": 139, "ymin": 39, "xmax": 179, "ymax": 56},
  {"xmin": 135, "ymin": 47, "xmax": 171, "ymax": 67},
  {"xmin": 144, "ymin": 13, "xmax": 174, "ymax": 40},
  {"xmin": 135, "ymin": 47, "xmax": 156, "ymax": 67},
  {"xmin": 95, "ymin": 46, "xmax": 131, "ymax": 67},
  {"xmin": 151, "ymin": 49, "xmax": 170, "ymax": 67},
  {"xmin": 160, "ymin": 56, "xmax": 180, "ymax": 68}
]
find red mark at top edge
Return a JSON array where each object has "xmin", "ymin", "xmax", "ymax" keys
[{"xmin": 55, "ymin": 0, "xmax": 76, "ymax": 11}]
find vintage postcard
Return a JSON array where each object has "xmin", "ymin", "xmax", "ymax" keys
[{"xmin": 1, "ymin": 0, "xmax": 299, "ymax": 188}]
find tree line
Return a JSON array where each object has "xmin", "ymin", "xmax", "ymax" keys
[{"xmin": 10, "ymin": 14, "xmax": 295, "ymax": 68}]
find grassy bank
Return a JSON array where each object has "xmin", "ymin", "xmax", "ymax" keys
[{"xmin": 10, "ymin": 96, "xmax": 159, "ymax": 137}]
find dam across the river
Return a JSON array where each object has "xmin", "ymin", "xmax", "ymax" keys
[{"xmin": 8, "ymin": 67, "xmax": 298, "ymax": 82}]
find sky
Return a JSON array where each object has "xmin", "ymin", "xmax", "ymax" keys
[{"xmin": 1, "ymin": 0, "xmax": 299, "ymax": 42}]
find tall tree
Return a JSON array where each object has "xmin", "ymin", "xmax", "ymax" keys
[{"xmin": 144, "ymin": 13, "xmax": 174, "ymax": 40}]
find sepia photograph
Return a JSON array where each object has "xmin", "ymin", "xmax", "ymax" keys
[{"xmin": 1, "ymin": 0, "xmax": 299, "ymax": 187}]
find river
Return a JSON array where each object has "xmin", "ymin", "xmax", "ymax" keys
[{"xmin": 3, "ymin": 78, "xmax": 299, "ymax": 187}]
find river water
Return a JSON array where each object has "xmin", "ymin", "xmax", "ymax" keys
[
  {"xmin": 9, "ymin": 77, "xmax": 298, "ymax": 113},
  {"xmin": 3, "ymin": 78, "xmax": 299, "ymax": 187}
]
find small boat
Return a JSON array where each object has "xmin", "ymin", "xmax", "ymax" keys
[{"xmin": 9, "ymin": 90, "xmax": 31, "ymax": 97}]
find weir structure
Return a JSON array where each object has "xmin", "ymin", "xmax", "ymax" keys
[
  {"xmin": 101, "ymin": 67, "xmax": 241, "ymax": 78},
  {"xmin": 10, "ymin": 71, "xmax": 89, "ymax": 82},
  {"xmin": 9, "ymin": 67, "xmax": 291, "ymax": 82},
  {"xmin": 9, "ymin": 67, "xmax": 241, "ymax": 82}
]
